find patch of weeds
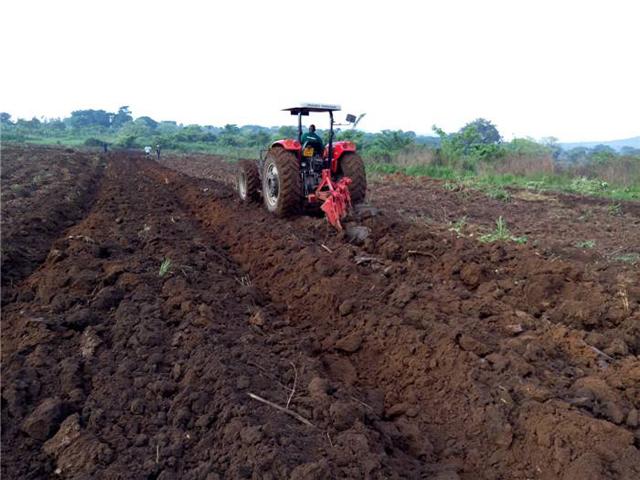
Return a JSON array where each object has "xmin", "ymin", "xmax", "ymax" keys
[
  {"xmin": 449, "ymin": 216, "xmax": 467, "ymax": 237},
  {"xmin": 575, "ymin": 240, "xmax": 596, "ymax": 249},
  {"xmin": 525, "ymin": 180, "xmax": 544, "ymax": 192},
  {"xmin": 443, "ymin": 181, "xmax": 459, "ymax": 191},
  {"xmin": 612, "ymin": 253, "xmax": 640, "ymax": 265},
  {"xmin": 486, "ymin": 186, "xmax": 511, "ymax": 202},
  {"xmin": 479, "ymin": 216, "xmax": 527, "ymax": 244},
  {"xmin": 607, "ymin": 203, "xmax": 622, "ymax": 216},
  {"xmin": 567, "ymin": 177, "xmax": 609, "ymax": 195},
  {"xmin": 159, "ymin": 258, "xmax": 172, "ymax": 277}
]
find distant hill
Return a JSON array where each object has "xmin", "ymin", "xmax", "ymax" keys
[{"xmin": 560, "ymin": 136, "xmax": 640, "ymax": 152}]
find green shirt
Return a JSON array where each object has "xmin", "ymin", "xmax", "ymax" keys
[{"xmin": 301, "ymin": 131, "xmax": 323, "ymax": 148}]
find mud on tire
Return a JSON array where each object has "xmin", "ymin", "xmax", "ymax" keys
[
  {"xmin": 340, "ymin": 152, "xmax": 367, "ymax": 204},
  {"xmin": 262, "ymin": 147, "xmax": 302, "ymax": 216},
  {"xmin": 237, "ymin": 160, "xmax": 260, "ymax": 203}
]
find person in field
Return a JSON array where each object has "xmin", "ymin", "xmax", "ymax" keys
[
  {"xmin": 156, "ymin": 144, "xmax": 161, "ymax": 160},
  {"xmin": 300, "ymin": 124, "xmax": 323, "ymax": 154}
]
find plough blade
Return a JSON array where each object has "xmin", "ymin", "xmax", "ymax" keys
[{"xmin": 320, "ymin": 176, "xmax": 352, "ymax": 231}]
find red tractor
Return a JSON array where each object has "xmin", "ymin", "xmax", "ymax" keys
[{"xmin": 236, "ymin": 104, "xmax": 366, "ymax": 230}]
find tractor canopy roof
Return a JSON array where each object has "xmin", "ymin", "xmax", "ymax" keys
[{"xmin": 283, "ymin": 103, "xmax": 341, "ymax": 115}]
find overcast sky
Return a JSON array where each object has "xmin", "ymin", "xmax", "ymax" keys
[{"xmin": 2, "ymin": 0, "xmax": 639, "ymax": 142}]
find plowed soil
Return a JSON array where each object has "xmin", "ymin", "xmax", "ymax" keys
[
  {"xmin": 1, "ymin": 145, "xmax": 104, "ymax": 303},
  {"xmin": 2, "ymin": 146, "xmax": 639, "ymax": 480}
]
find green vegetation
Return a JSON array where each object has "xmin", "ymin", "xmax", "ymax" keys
[
  {"xmin": 2, "ymin": 107, "xmax": 638, "ymax": 200},
  {"xmin": 159, "ymin": 258, "xmax": 172, "ymax": 277},
  {"xmin": 612, "ymin": 253, "xmax": 640, "ymax": 265},
  {"xmin": 449, "ymin": 217, "xmax": 467, "ymax": 237},
  {"xmin": 479, "ymin": 217, "xmax": 527, "ymax": 244},
  {"xmin": 575, "ymin": 240, "xmax": 596, "ymax": 249},
  {"xmin": 607, "ymin": 203, "xmax": 622, "ymax": 216}
]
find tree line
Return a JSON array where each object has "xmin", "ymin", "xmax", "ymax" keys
[{"xmin": 1, "ymin": 107, "xmax": 638, "ymax": 167}]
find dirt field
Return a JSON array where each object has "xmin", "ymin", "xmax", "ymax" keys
[
  {"xmin": 2, "ymin": 145, "xmax": 639, "ymax": 479},
  {"xmin": 1, "ymin": 145, "xmax": 104, "ymax": 303}
]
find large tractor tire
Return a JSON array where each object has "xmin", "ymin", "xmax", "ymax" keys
[
  {"xmin": 262, "ymin": 148, "xmax": 302, "ymax": 216},
  {"xmin": 236, "ymin": 160, "xmax": 260, "ymax": 203},
  {"xmin": 340, "ymin": 152, "xmax": 367, "ymax": 204}
]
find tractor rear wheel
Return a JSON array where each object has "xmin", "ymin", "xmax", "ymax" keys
[
  {"xmin": 262, "ymin": 148, "xmax": 302, "ymax": 216},
  {"xmin": 340, "ymin": 152, "xmax": 367, "ymax": 204},
  {"xmin": 237, "ymin": 160, "xmax": 260, "ymax": 203}
]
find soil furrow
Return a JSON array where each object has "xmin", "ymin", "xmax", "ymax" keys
[
  {"xmin": 1, "ymin": 155, "xmax": 425, "ymax": 479},
  {"xmin": 150, "ymin": 159, "xmax": 640, "ymax": 479},
  {"xmin": 1, "ymin": 145, "xmax": 105, "ymax": 304},
  {"xmin": 2, "ymin": 147, "xmax": 639, "ymax": 480}
]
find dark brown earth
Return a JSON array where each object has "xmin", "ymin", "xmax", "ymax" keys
[
  {"xmin": 2, "ymin": 145, "xmax": 639, "ymax": 479},
  {"xmin": 1, "ymin": 145, "xmax": 104, "ymax": 303}
]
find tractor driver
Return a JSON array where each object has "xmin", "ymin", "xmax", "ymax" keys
[{"xmin": 301, "ymin": 124, "xmax": 324, "ymax": 154}]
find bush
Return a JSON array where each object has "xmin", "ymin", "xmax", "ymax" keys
[{"xmin": 84, "ymin": 138, "xmax": 105, "ymax": 147}]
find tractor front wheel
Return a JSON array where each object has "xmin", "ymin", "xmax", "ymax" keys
[
  {"xmin": 262, "ymin": 148, "xmax": 302, "ymax": 216},
  {"xmin": 237, "ymin": 160, "xmax": 260, "ymax": 203},
  {"xmin": 340, "ymin": 152, "xmax": 367, "ymax": 204}
]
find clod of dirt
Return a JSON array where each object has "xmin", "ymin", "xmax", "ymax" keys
[
  {"xmin": 504, "ymin": 323, "xmax": 525, "ymax": 335},
  {"xmin": 80, "ymin": 327, "xmax": 102, "ymax": 358},
  {"xmin": 338, "ymin": 299, "xmax": 355, "ymax": 316},
  {"xmin": 457, "ymin": 334, "xmax": 492, "ymax": 356},
  {"xmin": 603, "ymin": 402, "xmax": 625, "ymax": 424},
  {"xmin": 345, "ymin": 225, "xmax": 371, "ymax": 244},
  {"xmin": 562, "ymin": 453, "xmax": 605, "ymax": 480},
  {"xmin": 236, "ymin": 376, "xmax": 250, "ymax": 389},
  {"xmin": 572, "ymin": 376, "xmax": 617, "ymax": 403},
  {"xmin": 515, "ymin": 382, "xmax": 551, "ymax": 402},
  {"xmin": 352, "ymin": 204, "xmax": 380, "ymax": 220},
  {"xmin": 21, "ymin": 397, "xmax": 64, "ymax": 440},
  {"xmin": 129, "ymin": 398, "xmax": 145, "ymax": 415},
  {"xmin": 390, "ymin": 283, "xmax": 416, "ymax": 308},
  {"xmin": 394, "ymin": 417, "xmax": 434, "ymax": 458},
  {"xmin": 92, "ymin": 286, "xmax": 124, "ymax": 311},
  {"xmin": 290, "ymin": 459, "xmax": 331, "ymax": 480},
  {"xmin": 627, "ymin": 408, "xmax": 639, "ymax": 427},
  {"xmin": 53, "ymin": 431, "xmax": 113, "ymax": 478},
  {"xmin": 63, "ymin": 308, "xmax": 95, "ymax": 330},
  {"xmin": 237, "ymin": 285, "xmax": 266, "ymax": 305},
  {"xmin": 248, "ymin": 308, "xmax": 267, "ymax": 326},
  {"xmin": 46, "ymin": 249, "xmax": 68, "ymax": 264},
  {"xmin": 380, "ymin": 239, "xmax": 402, "ymax": 260},
  {"xmin": 335, "ymin": 331, "xmax": 364, "ymax": 353},
  {"xmin": 240, "ymin": 425, "xmax": 263, "ymax": 445},
  {"xmin": 308, "ymin": 377, "xmax": 330, "ymax": 398},
  {"xmin": 314, "ymin": 260, "xmax": 336, "ymax": 277},
  {"xmin": 323, "ymin": 355, "xmax": 358, "ymax": 385},
  {"xmin": 460, "ymin": 262, "xmax": 484, "ymax": 288},
  {"xmin": 486, "ymin": 353, "xmax": 509, "ymax": 371},
  {"xmin": 604, "ymin": 338, "xmax": 629, "ymax": 356},
  {"xmin": 330, "ymin": 400, "xmax": 362, "ymax": 430},
  {"xmin": 385, "ymin": 402, "xmax": 409, "ymax": 419},
  {"xmin": 43, "ymin": 413, "xmax": 81, "ymax": 456},
  {"xmin": 431, "ymin": 472, "xmax": 461, "ymax": 480}
]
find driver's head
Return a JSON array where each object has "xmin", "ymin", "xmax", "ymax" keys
[{"xmin": 309, "ymin": 124, "xmax": 316, "ymax": 133}]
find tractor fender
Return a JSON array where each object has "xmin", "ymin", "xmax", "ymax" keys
[
  {"xmin": 272, "ymin": 139, "xmax": 301, "ymax": 151},
  {"xmin": 328, "ymin": 141, "xmax": 357, "ymax": 172}
]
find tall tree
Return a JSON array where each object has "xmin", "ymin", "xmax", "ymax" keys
[
  {"xmin": 111, "ymin": 106, "xmax": 133, "ymax": 128},
  {"xmin": 68, "ymin": 109, "xmax": 112, "ymax": 128}
]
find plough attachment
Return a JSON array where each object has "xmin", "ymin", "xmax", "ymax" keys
[{"xmin": 314, "ymin": 169, "xmax": 352, "ymax": 231}]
